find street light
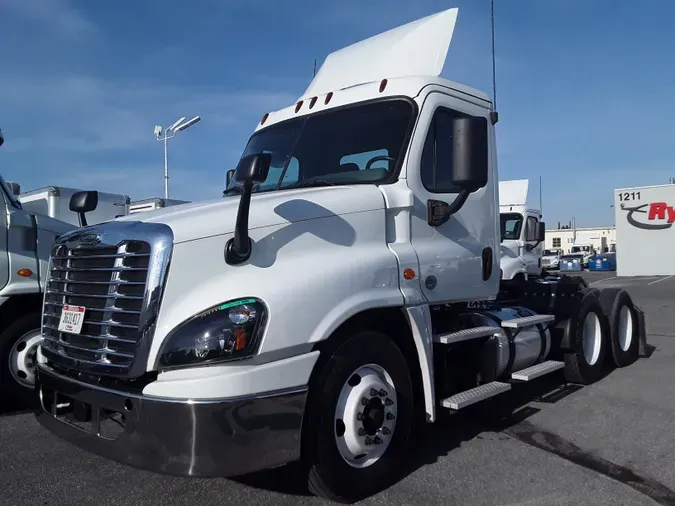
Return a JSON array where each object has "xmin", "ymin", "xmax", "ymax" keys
[{"xmin": 154, "ymin": 116, "xmax": 201, "ymax": 199}]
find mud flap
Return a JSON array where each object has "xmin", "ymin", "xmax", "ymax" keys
[{"xmin": 634, "ymin": 304, "xmax": 649, "ymax": 357}]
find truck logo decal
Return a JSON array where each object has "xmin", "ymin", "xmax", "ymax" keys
[
  {"xmin": 78, "ymin": 232, "xmax": 102, "ymax": 245},
  {"xmin": 621, "ymin": 202, "xmax": 674, "ymax": 231}
]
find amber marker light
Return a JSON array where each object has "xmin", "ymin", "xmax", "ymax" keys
[
  {"xmin": 17, "ymin": 269, "xmax": 33, "ymax": 277},
  {"xmin": 403, "ymin": 268, "xmax": 416, "ymax": 280}
]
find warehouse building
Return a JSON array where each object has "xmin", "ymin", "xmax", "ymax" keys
[
  {"xmin": 545, "ymin": 226, "xmax": 615, "ymax": 255},
  {"xmin": 614, "ymin": 182, "xmax": 675, "ymax": 276}
]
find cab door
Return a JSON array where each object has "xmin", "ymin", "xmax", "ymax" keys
[{"xmin": 407, "ymin": 90, "xmax": 499, "ymax": 304}]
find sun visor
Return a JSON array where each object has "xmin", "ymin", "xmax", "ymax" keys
[{"xmin": 299, "ymin": 8, "xmax": 459, "ymax": 101}]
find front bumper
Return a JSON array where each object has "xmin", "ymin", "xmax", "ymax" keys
[{"xmin": 35, "ymin": 364, "xmax": 307, "ymax": 477}]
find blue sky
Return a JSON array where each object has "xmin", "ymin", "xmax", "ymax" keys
[{"xmin": 1, "ymin": 0, "xmax": 673, "ymax": 227}]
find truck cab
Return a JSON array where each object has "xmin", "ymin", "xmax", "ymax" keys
[
  {"xmin": 32, "ymin": 9, "xmax": 644, "ymax": 503},
  {"xmin": 570, "ymin": 243, "xmax": 595, "ymax": 267},
  {"xmin": 0, "ymin": 171, "xmax": 77, "ymax": 398},
  {"xmin": 499, "ymin": 179, "xmax": 545, "ymax": 282}
]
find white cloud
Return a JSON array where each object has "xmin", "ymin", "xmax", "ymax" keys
[{"xmin": 0, "ymin": 0, "xmax": 95, "ymax": 40}]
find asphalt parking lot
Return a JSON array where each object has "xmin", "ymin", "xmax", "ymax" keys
[{"xmin": 2, "ymin": 271, "xmax": 675, "ymax": 506}]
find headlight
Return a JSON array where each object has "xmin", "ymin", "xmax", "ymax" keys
[{"xmin": 158, "ymin": 298, "xmax": 267, "ymax": 368}]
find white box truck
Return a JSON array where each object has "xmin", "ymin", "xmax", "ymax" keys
[
  {"xmin": 0, "ymin": 130, "xmax": 100, "ymax": 400},
  {"xmin": 19, "ymin": 186, "xmax": 129, "ymax": 226},
  {"xmin": 129, "ymin": 198, "xmax": 190, "ymax": 215},
  {"xmin": 34, "ymin": 10, "xmax": 646, "ymax": 503}
]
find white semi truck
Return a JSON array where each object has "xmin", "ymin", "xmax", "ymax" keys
[
  {"xmin": 0, "ymin": 130, "xmax": 103, "ymax": 400},
  {"xmin": 19, "ymin": 186, "xmax": 130, "ymax": 226},
  {"xmin": 499, "ymin": 179, "xmax": 544, "ymax": 283},
  {"xmin": 34, "ymin": 10, "xmax": 645, "ymax": 503}
]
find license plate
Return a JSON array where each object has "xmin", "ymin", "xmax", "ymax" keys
[{"xmin": 58, "ymin": 305, "xmax": 86, "ymax": 334}]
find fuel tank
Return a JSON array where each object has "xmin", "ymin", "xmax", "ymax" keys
[{"xmin": 460, "ymin": 306, "xmax": 551, "ymax": 381}]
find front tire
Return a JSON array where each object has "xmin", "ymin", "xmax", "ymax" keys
[
  {"xmin": 304, "ymin": 330, "xmax": 414, "ymax": 503},
  {"xmin": 0, "ymin": 312, "xmax": 42, "ymax": 399}
]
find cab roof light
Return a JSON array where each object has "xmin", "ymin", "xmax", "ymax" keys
[
  {"xmin": 379, "ymin": 79, "xmax": 388, "ymax": 93},
  {"xmin": 260, "ymin": 112, "xmax": 269, "ymax": 125},
  {"xmin": 324, "ymin": 91, "xmax": 333, "ymax": 105},
  {"xmin": 295, "ymin": 100, "xmax": 303, "ymax": 113}
]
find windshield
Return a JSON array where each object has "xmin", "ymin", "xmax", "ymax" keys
[
  {"xmin": 500, "ymin": 213, "xmax": 523, "ymax": 241},
  {"xmin": 226, "ymin": 99, "xmax": 415, "ymax": 193},
  {"xmin": 543, "ymin": 249, "xmax": 558, "ymax": 256},
  {"xmin": 0, "ymin": 174, "xmax": 21, "ymax": 209},
  {"xmin": 571, "ymin": 246, "xmax": 590, "ymax": 253}
]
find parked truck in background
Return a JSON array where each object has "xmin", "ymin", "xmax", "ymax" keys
[
  {"xmin": 1, "ymin": 129, "xmax": 101, "ymax": 401},
  {"xmin": 33, "ymin": 10, "xmax": 645, "ymax": 503},
  {"xmin": 499, "ymin": 179, "xmax": 545, "ymax": 283},
  {"xmin": 542, "ymin": 248, "xmax": 562, "ymax": 270},
  {"xmin": 129, "ymin": 197, "xmax": 191, "ymax": 215},
  {"xmin": 19, "ymin": 186, "xmax": 129, "ymax": 226}
]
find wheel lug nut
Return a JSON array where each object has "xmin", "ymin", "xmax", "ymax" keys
[
  {"xmin": 386, "ymin": 413, "xmax": 395, "ymax": 420},
  {"xmin": 381, "ymin": 427, "xmax": 391, "ymax": 435},
  {"xmin": 370, "ymin": 388, "xmax": 378, "ymax": 396},
  {"xmin": 357, "ymin": 413, "xmax": 363, "ymax": 421},
  {"xmin": 379, "ymin": 389, "xmax": 387, "ymax": 397},
  {"xmin": 385, "ymin": 398, "xmax": 393, "ymax": 406},
  {"xmin": 358, "ymin": 428, "xmax": 366, "ymax": 436},
  {"xmin": 365, "ymin": 437, "xmax": 373, "ymax": 446},
  {"xmin": 374, "ymin": 436, "xmax": 383, "ymax": 445},
  {"xmin": 361, "ymin": 397, "xmax": 368, "ymax": 405}
]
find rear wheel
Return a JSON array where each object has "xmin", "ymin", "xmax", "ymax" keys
[
  {"xmin": 563, "ymin": 292, "xmax": 608, "ymax": 384},
  {"xmin": 304, "ymin": 330, "xmax": 414, "ymax": 503},
  {"xmin": 0, "ymin": 312, "xmax": 42, "ymax": 399},
  {"xmin": 599, "ymin": 288, "xmax": 639, "ymax": 367}
]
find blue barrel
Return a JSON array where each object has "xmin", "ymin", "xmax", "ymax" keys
[
  {"xmin": 588, "ymin": 252, "xmax": 617, "ymax": 271},
  {"xmin": 559, "ymin": 255, "xmax": 584, "ymax": 271}
]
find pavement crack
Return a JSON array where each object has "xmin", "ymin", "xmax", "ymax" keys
[{"xmin": 504, "ymin": 420, "xmax": 675, "ymax": 506}]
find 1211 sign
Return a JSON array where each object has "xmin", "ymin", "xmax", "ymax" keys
[{"xmin": 619, "ymin": 191, "xmax": 641, "ymax": 202}]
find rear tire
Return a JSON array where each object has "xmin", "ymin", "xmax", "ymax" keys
[
  {"xmin": 563, "ymin": 292, "xmax": 608, "ymax": 384},
  {"xmin": 303, "ymin": 330, "xmax": 414, "ymax": 503},
  {"xmin": 599, "ymin": 288, "xmax": 640, "ymax": 367}
]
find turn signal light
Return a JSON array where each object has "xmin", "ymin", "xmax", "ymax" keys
[
  {"xmin": 17, "ymin": 269, "xmax": 33, "ymax": 277},
  {"xmin": 403, "ymin": 268, "xmax": 416, "ymax": 280}
]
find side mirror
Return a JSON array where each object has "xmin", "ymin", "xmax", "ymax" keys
[
  {"xmin": 234, "ymin": 153, "xmax": 271, "ymax": 186},
  {"xmin": 225, "ymin": 169, "xmax": 235, "ymax": 188},
  {"xmin": 69, "ymin": 190, "xmax": 98, "ymax": 227},
  {"xmin": 225, "ymin": 152, "xmax": 272, "ymax": 266},
  {"xmin": 536, "ymin": 221, "xmax": 546, "ymax": 242},
  {"xmin": 427, "ymin": 116, "xmax": 489, "ymax": 227},
  {"xmin": 450, "ymin": 116, "xmax": 489, "ymax": 192}
]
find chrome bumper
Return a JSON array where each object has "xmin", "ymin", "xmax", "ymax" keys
[{"xmin": 35, "ymin": 364, "xmax": 307, "ymax": 477}]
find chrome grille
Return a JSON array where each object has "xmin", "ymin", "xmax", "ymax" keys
[{"xmin": 40, "ymin": 222, "xmax": 174, "ymax": 378}]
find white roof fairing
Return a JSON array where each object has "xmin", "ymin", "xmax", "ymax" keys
[{"xmin": 299, "ymin": 8, "xmax": 459, "ymax": 101}]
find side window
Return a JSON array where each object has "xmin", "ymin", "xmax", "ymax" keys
[
  {"xmin": 421, "ymin": 107, "xmax": 470, "ymax": 193},
  {"xmin": 525, "ymin": 216, "xmax": 538, "ymax": 241}
]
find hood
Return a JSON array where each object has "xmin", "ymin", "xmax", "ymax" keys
[
  {"xmin": 115, "ymin": 185, "xmax": 386, "ymax": 244},
  {"xmin": 33, "ymin": 213, "xmax": 77, "ymax": 237}
]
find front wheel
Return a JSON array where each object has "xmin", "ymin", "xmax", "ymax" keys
[
  {"xmin": 0, "ymin": 312, "xmax": 42, "ymax": 399},
  {"xmin": 303, "ymin": 330, "xmax": 414, "ymax": 503}
]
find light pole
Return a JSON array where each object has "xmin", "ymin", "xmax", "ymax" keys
[{"xmin": 154, "ymin": 116, "xmax": 201, "ymax": 199}]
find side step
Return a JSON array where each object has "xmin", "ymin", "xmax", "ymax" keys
[
  {"xmin": 434, "ymin": 326, "xmax": 500, "ymax": 344},
  {"xmin": 510, "ymin": 360, "xmax": 564, "ymax": 381},
  {"xmin": 441, "ymin": 381, "xmax": 511, "ymax": 410},
  {"xmin": 501, "ymin": 314, "xmax": 555, "ymax": 329}
]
